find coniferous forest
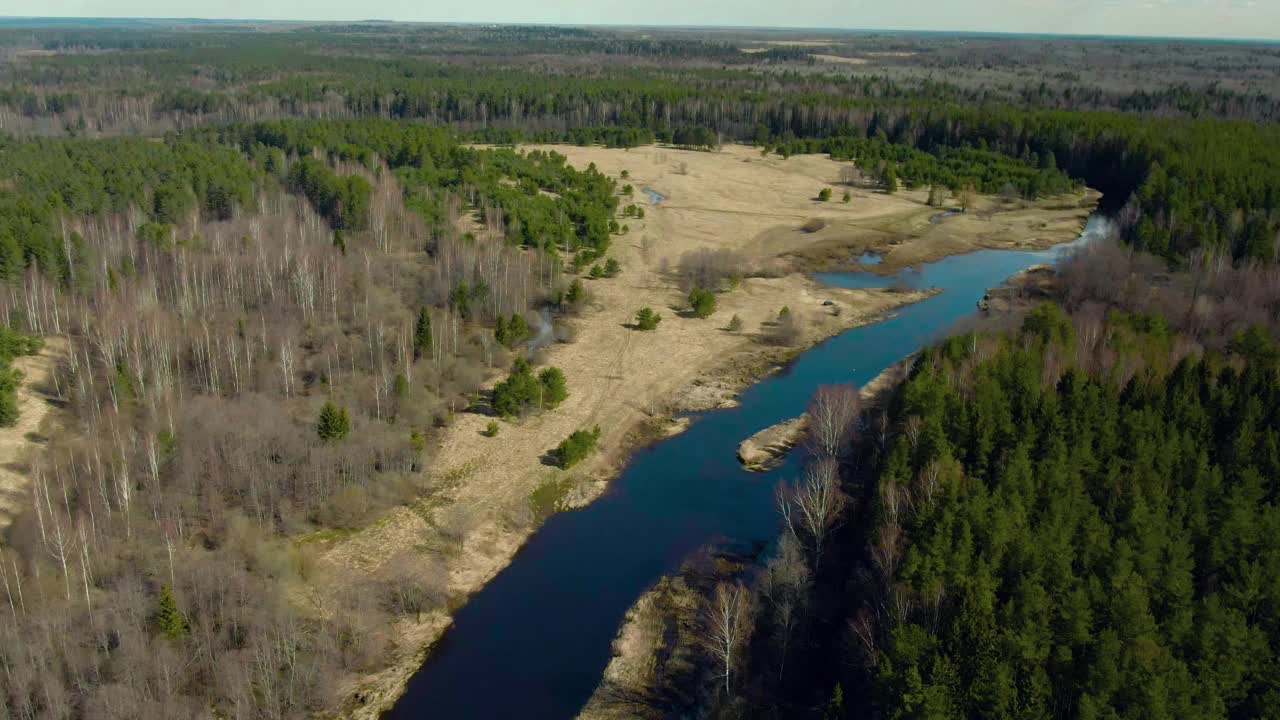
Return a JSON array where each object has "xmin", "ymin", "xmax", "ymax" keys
[{"xmin": 0, "ymin": 19, "xmax": 1276, "ymax": 720}]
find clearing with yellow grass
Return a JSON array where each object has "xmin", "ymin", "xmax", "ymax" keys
[{"xmin": 316, "ymin": 143, "xmax": 1096, "ymax": 715}]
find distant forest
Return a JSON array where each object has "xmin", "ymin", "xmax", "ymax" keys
[{"xmin": 0, "ymin": 25, "xmax": 1278, "ymax": 263}]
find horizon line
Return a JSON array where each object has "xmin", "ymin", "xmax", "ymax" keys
[{"xmin": 0, "ymin": 16, "xmax": 1277, "ymax": 44}]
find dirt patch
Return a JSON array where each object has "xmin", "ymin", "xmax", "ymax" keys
[{"xmin": 0, "ymin": 336, "xmax": 67, "ymax": 537}]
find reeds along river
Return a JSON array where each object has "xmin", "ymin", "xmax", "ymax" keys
[{"xmin": 384, "ymin": 214, "xmax": 1114, "ymax": 720}]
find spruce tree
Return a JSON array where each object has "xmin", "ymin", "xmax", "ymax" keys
[
  {"xmin": 154, "ymin": 584, "xmax": 188, "ymax": 641},
  {"xmin": 317, "ymin": 400, "xmax": 351, "ymax": 442},
  {"xmin": 414, "ymin": 306, "xmax": 432, "ymax": 360}
]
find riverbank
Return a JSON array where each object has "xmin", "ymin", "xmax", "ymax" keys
[
  {"xmin": 577, "ymin": 249, "xmax": 1085, "ymax": 716},
  {"xmin": 576, "ymin": 573, "xmax": 702, "ymax": 720},
  {"xmin": 521, "ymin": 143, "xmax": 1098, "ymax": 278},
  {"xmin": 319, "ymin": 144, "xmax": 1098, "ymax": 717},
  {"xmin": 574, "ymin": 358, "xmax": 934, "ymax": 720},
  {"xmin": 328, "ymin": 282, "xmax": 932, "ymax": 717},
  {"xmin": 777, "ymin": 192, "xmax": 1099, "ymax": 274}
]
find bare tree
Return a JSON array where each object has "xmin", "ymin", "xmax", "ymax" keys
[
  {"xmin": 778, "ymin": 457, "xmax": 846, "ymax": 566},
  {"xmin": 701, "ymin": 582, "xmax": 755, "ymax": 697},
  {"xmin": 760, "ymin": 533, "xmax": 810, "ymax": 681},
  {"xmin": 806, "ymin": 384, "xmax": 860, "ymax": 459}
]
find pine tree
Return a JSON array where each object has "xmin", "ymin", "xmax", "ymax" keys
[
  {"xmin": 414, "ymin": 306, "xmax": 432, "ymax": 360},
  {"xmin": 317, "ymin": 400, "xmax": 351, "ymax": 442},
  {"xmin": 883, "ymin": 165, "xmax": 900, "ymax": 194},
  {"xmin": 539, "ymin": 367, "xmax": 569, "ymax": 409},
  {"xmin": 154, "ymin": 584, "xmax": 188, "ymax": 641},
  {"xmin": 635, "ymin": 307, "xmax": 661, "ymax": 331}
]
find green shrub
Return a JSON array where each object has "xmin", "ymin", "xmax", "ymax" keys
[
  {"xmin": 494, "ymin": 313, "xmax": 531, "ymax": 349},
  {"xmin": 727, "ymin": 314, "xmax": 744, "ymax": 332},
  {"xmin": 0, "ymin": 326, "xmax": 42, "ymax": 362},
  {"xmin": 817, "ymin": 187, "xmax": 832, "ymax": 201},
  {"xmin": 492, "ymin": 358, "xmax": 569, "ymax": 417},
  {"xmin": 0, "ymin": 366, "xmax": 22, "ymax": 427},
  {"xmin": 689, "ymin": 287, "xmax": 717, "ymax": 319},
  {"xmin": 565, "ymin": 278, "xmax": 586, "ymax": 306},
  {"xmin": 604, "ymin": 258, "xmax": 622, "ymax": 277},
  {"xmin": 635, "ymin": 307, "xmax": 661, "ymax": 331},
  {"xmin": 538, "ymin": 367, "xmax": 569, "ymax": 409},
  {"xmin": 555, "ymin": 426, "xmax": 601, "ymax": 469},
  {"xmin": 483, "ymin": 420, "xmax": 499, "ymax": 437}
]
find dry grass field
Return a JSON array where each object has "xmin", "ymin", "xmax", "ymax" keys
[{"xmin": 322, "ymin": 144, "xmax": 1097, "ymax": 715}]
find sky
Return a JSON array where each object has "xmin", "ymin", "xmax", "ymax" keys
[{"xmin": 1, "ymin": 0, "xmax": 1277, "ymax": 41}]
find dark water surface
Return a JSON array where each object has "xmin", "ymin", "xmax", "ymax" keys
[{"xmin": 385, "ymin": 216, "xmax": 1111, "ymax": 720}]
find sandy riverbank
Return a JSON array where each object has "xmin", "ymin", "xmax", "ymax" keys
[{"xmin": 319, "ymin": 144, "xmax": 1097, "ymax": 716}]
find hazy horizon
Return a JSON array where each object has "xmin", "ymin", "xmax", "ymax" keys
[{"xmin": 0, "ymin": 0, "xmax": 1277, "ymax": 42}]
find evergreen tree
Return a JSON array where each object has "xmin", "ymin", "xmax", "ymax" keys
[
  {"xmin": 882, "ymin": 165, "xmax": 900, "ymax": 194},
  {"xmin": 154, "ymin": 584, "xmax": 188, "ymax": 641},
  {"xmin": 565, "ymin": 278, "xmax": 586, "ymax": 306},
  {"xmin": 635, "ymin": 307, "xmax": 661, "ymax": 331},
  {"xmin": 414, "ymin": 306, "xmax": 432, "ymax": 360},
  {"xmin": 538, "ymin": 367, "xmax": 569, "ymax": 409},
  {"xmin": 317, "ymin": 400, "xmax": 351, "ymax": 442}
]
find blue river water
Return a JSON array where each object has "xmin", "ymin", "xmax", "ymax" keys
[{"xmin": 384, "ymin": 215, "xmax": 1110, "ymax": 720}]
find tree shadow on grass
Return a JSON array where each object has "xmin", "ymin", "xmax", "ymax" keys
[{"xmin": 538, "ymin": 448, "xmax": 564, "ymax": 468}]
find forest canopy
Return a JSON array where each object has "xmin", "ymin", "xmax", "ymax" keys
[{"xmin": 863, "ymin": 308, "xmax": 1280, "ymax": 718}]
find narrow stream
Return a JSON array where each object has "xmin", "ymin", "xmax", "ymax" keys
[{"xmin": 385, "ymin": 215, "xmax": 1112, "ymax": 719}]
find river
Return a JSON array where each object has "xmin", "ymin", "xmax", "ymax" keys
[{"xmin": 384, "ymin": 215, "xmax": 1113, "ymax": 719}]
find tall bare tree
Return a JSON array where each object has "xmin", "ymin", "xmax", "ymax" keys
[
  {"xmin": 778, "ymin": 457, "xmax": 846, "ymax": 566},
  {"xmin": 805, "ymin": 384, "xmax": 861, "ymax": 459},
  {"xmin": 702, "ymin": 582, "xmax": 756, "ymax": 697}
]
